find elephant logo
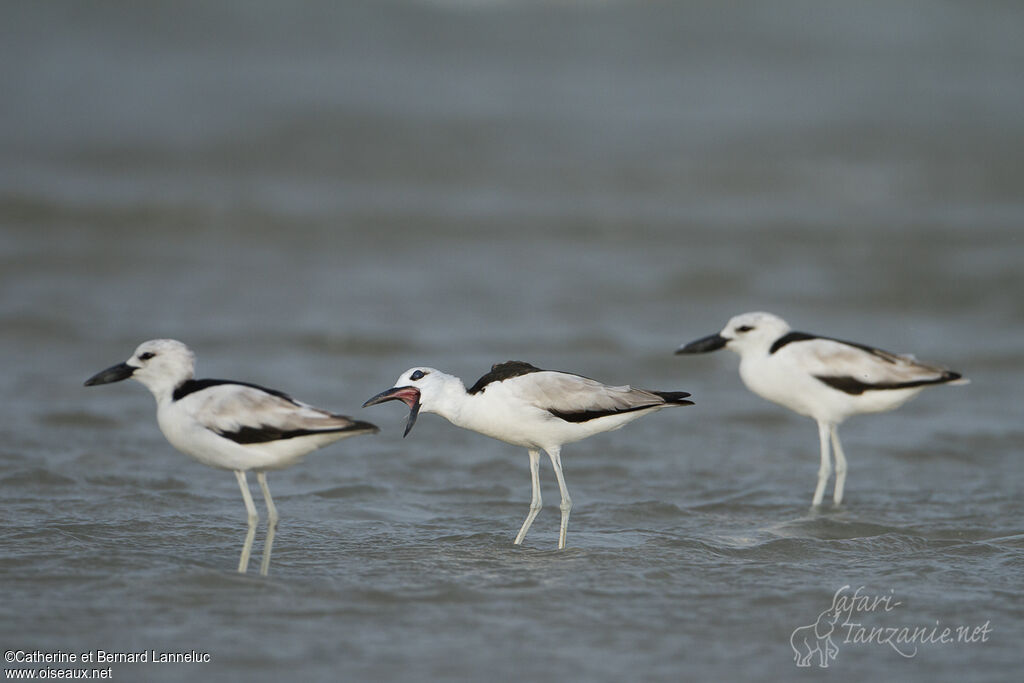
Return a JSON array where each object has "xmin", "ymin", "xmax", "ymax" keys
[{"xmin": 790, "ymin": 607, "xmax": 842, "ymax": 668}]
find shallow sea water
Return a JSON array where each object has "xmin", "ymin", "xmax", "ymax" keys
[{"xmin": 1, "ymin": 2, "xmax": 1022, "ymax": 681}]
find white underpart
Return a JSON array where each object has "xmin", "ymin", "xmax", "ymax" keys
[
  {"xmin": 701, "ymin": 312, "xmax": 965, "ymax": 506},
  {"xmin": 384, "ymin": 366, "xmax": 690, "ymax": 549},
  {"xmin": 94, "ymin": 339, "xmax": 374, "ymax": 575}
]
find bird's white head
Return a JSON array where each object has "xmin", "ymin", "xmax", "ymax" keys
[
  {"xmin": 676, "ymin": 311, "xmax": 792, "ymax": 358},
  {"xmin": 84, "ymin": 339, "xmax": 196, "ymax": 397},
  {"xmin": 362, "ymin": 367, "xmax": 459, "ymax": 437}
]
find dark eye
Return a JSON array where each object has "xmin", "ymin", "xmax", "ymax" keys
[
  {"xmin": 139, "ymin": 351, "xmax": 156, "ymax": 360},
  {"xmin": 736, "ymin": 325, "xmax": 754, "ymax": 333},
  {"xmin": 410, "ymin": 369, "xmax": 427, "ymax": 381}
]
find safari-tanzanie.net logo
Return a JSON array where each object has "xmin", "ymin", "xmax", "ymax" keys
[{"xmin": 789, "ymin": 585, "xmax": 992, "ymax": 668}]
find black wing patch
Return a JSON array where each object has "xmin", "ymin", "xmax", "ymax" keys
[
  {"xmin": 770, "ymin": 331, "xmax": 902, "ymax": 363},
  {"xmin": 172, "ymin": 378, "xmax": 297, "ymax": 404},
  {"xmin": 548, "ymin": 391, "xmax": 693, "ymax": 423},
  {"xmin": 467, "ymin": 361, "xmax": 544, "ymax": 395},
  {"xmin": 815, "ymin": 372, "xmax": 962, "ymax": 396},
  {"xmin": 217, "ymin": 420, "xmax": 378, "ymax": 444},
  {"xmin": 549, "ymin": 404, "xmax": 656, "ymax": 423},
  {"xmin": 769, "ymin": 332, "xmax": 819, "ymax": 354}
]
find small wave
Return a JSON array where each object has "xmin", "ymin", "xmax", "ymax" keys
[
  {"xmin": 39, "ymin": 411, "xmax": 120, "ymax": 428},
  {"xmin": 313, "ymin": 483, "xmax": 390, "ymax": 498},
  {"xmin": 1, "ymin": 467, "xmax": 75, "ymax": 488}
]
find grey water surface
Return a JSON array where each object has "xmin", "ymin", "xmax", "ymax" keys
[{"xmin": 1, "ymin": 1, "xmax": 1022, "ymax": 681}]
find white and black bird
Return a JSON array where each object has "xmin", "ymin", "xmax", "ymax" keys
[
  {"xmin": 676, "ymin": 312, "xmax": 967, "ymax": 506},
  {"xmin": 363, "ymin": 361, "xmax": 693, "ymax": 549},
  {"xmin": 84, "ymin": 339, "xmax": 378, "ymax": 575}
]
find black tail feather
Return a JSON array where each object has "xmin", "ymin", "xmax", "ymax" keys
[{"xmin": 654, "ymin": 390, "xmax": 694, "ymax": 406}]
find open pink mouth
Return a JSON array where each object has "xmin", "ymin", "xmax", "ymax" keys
[{"xmin": 362, "ymin": 386, "xmax": 422, "ymax": 437}]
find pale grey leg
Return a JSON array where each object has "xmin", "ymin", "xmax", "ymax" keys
[
  {"xmin": 235, "ymin": 470, "xmax": 258, "ymax": 573},
  {"xmin": 513, "ymin": 449, "xmax": 542, "ymax": 546},
  {"xmin": 812, "ymin": 421, "xmax": 832, "ymax": 507},
  {"xmin": 830, "ymin": 426, "xmax": 848, "ymax": 506},
  {"xmin": 545, "ymin": 446, "xmax": 572, "ymax": 549},
  {"xmin": 257, "ymin": 472, "xmax": 278, "ymax": 576}
]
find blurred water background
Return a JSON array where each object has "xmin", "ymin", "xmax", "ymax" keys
[{"xmin": 1, "ymin": 1, "xmax": 1021, "ymax": 681}]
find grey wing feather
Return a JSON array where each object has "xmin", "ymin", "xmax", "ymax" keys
[
  {"xmin": 793, "ymin": 339, "xmax": 956, "ymax": 384},
  {"xmin": 185, "ymin": 384, "xmax": 370, "ymax": 435},
  {"xmin": 509, "ymin": 372, "xmax": 671, "ymax": 413}
]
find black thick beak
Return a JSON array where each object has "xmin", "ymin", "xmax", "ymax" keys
[
  {"xmin": 362, "ymin": 386, "xmax": 422, "ymax": 438},
  {"xmin": 675, "ymin": 333, "xmax": 728, "ymax": 354},
  {"xmin": 84, "ymin": 362, "xmax": 135, "ymax": 386}
]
